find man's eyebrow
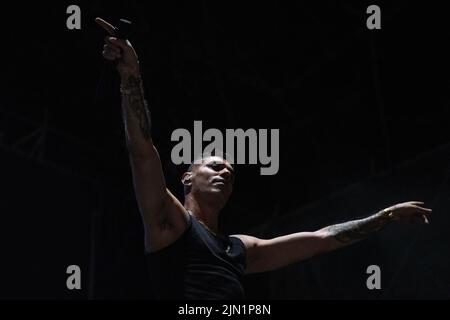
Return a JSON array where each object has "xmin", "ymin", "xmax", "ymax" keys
[{"xmin": 207, "ymin": 159, "xmax": 234, "ymax": 173}]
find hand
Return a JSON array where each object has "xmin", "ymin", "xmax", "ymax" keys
[
  {"xmin": 95, "ymin": 17, "xmax": 140, "ymax": 78},
  {"xmin": 382, "ymin": 201, "xmax": 432, "ymax": 224}
]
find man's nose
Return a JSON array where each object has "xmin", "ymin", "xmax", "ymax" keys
[{"xmin": 219, "ymin": 169, "xmax": 232, "ymax": 180}]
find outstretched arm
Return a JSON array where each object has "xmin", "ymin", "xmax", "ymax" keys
[
  {"xmin": 235, "ymin": 201, "xmax": 431, "ymax": 274},
  {"xmin": 96, "ymin": 18, "xmax": 188, "ymax": 252}
]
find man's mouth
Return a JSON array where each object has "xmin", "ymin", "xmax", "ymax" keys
[{"xmin": 212, "ymin": 178, "xmax": 226, "ymax": 185}]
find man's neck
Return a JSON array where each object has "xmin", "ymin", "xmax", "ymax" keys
[{"xmin": 184, "ymin": 195, "xmax": 220, "ymax": 233}]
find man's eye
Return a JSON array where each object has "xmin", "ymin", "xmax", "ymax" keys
[{"xmin": 209, "ymin": 163, "xmax": 223, "ymax": 171}]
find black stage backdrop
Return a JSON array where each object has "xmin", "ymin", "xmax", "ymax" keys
[{"xmin": 1, "ymin": 1, "xmax": 449, "ymax": 300}]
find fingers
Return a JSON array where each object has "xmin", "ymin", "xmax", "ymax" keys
[
  {"xmin": 399, "ymin": 213, "xmax": 430, "ymax": 225},
  {"xmin": 413, "ymin": 215, "xmax": 428, "ymax": 224},
  {"xmin": 102, "ymin": 50, "xmax": 121, "ymax": 61},
  {"xmin": 103, "ymin": 43, "xmax": 121, "ymax": 55},
  {"xmin": 405, "ymin": 216, "xmax": 424, "ymax": 224},
  {"xmin": 107, "ymin": 37, "xmax": 130, "ymax": 51},
  {"xmin": 95, "ymin": 17, "xmax": 116, "ymax": 35},
  {"xmin": 102, "ymin": 36, "xmax": 126, "ymax": 61},
  {"xmin": 102, "ymin": 40, "xmax": 122, "ymax": 60},
  {"xmin": 411, "ymin": 207, "xmax": 431, "ymax": 224},
  {"xmin": 103, "ymin": 46, "xmax": 122, "ymax": 61},
  {"xmin": 97, "ymin": 20, "xmax": 138, "ymax": 66},
  {"xmin": 396, "ymin": 201, "xmax": 432, "ymax": 213},
  {"xmin": 391, "ymin": 201, "xmax": 433, "ymax": 225},
  {"xmin": 407, "ymin": 201, "xmax": 425, "ymax": 206},
  {"xmin": 410, "ymin": 205, "xmax": 432, "ymax": 214},
  {"xmin": 102, "ymin": 50, "xmax": 118, "ymax": 61},
  {"xmin": 104, "ymin": 35, "xmax": 130, "ymax": 50},
  {"xmin": 412, "ymin": 214, "xmax": 429, "ymax": 224}
]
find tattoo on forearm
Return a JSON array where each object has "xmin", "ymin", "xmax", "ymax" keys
[
  {"xmin": 121, "ymin": 75, "xmax": 152, "ymax": 141},
  {"xmin": 326, "ymin": 210, "xmax": 392, "ymax": 244}
]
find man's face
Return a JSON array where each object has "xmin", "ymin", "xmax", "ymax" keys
[{"xmin": 188, "ymin": 156, "xmax": 235, "ymax": 204}]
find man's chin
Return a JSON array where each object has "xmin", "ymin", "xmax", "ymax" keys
[{"xmin": 207, "ymin": 188, "xmax": 231, "ymax": 202}]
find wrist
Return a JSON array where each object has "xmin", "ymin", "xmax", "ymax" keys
[
  {"xmin": 120, "ymin": 70, "xmax": 141, "ymax": 83},
  {"xmin": 120, "ymin": 73, "xmax": 144, "ymax": 95},
  {"xmin": 119, "ymin": 62, "xmax": 141, "ymax": 81}
]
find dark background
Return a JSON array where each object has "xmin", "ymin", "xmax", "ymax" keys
[{"xmin": 1, "ymin": 1, "xmax": 449, "ymax": 299}]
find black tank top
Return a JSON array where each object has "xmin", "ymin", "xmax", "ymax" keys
[{"xmin": 145, "ymin": 213, "xmax": 247, "ymax": 300}]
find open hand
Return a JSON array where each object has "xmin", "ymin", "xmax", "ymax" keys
[{"xmin": 382, "ymin": 201, "xmax": 432, "ymax": 224}]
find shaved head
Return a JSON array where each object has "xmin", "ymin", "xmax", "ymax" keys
[{"xmin": 183, "ymin": 155, "xmax": 235, "ymax": 198}]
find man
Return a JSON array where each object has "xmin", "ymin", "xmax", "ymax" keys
[{"xmin": 96, "ymin": 18, "xmax": 432, "ymax": 300}]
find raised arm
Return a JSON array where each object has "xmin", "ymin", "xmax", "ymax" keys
[
  {"xmin": 235, "ymin": 201, "xmax": 432, "ymax": 274},
  {"xmin": 96, "ymin": 18, "xmax": 188, "ymax": 252}
]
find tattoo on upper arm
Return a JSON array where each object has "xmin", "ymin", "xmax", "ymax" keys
[
  {"xmin": 326, "ymin": 211, "xmax": 392, "ymax": 243},
  {"xmin": 122, "ymin": 75, "xmax": 152, "ymax": 141}
]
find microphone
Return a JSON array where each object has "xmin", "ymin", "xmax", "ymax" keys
[{"xmin": 114, "ymin": 19, "xmax": 133, "ymax": 40}]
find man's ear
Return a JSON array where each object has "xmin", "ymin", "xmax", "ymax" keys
[{"xmin": 182, "ymin": 172, "xmax": 193, "ymax": 187}]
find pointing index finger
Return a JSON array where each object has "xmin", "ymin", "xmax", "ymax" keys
[
  {"xmin": 95, "ymin": 17, "xmax": 116, "ymax": 35},
  {"xmin": 412, "ymin": 205, "xmax": 432, "ymax": 213}
]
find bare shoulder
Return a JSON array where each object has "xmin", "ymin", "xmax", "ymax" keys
[
  {"xmin": 230, "ymin": 234, "xmax": 264, "ymax": 249},
  {"xmin": 231, "ymin": 234, "xmax": 269, "ymax": 274}
]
